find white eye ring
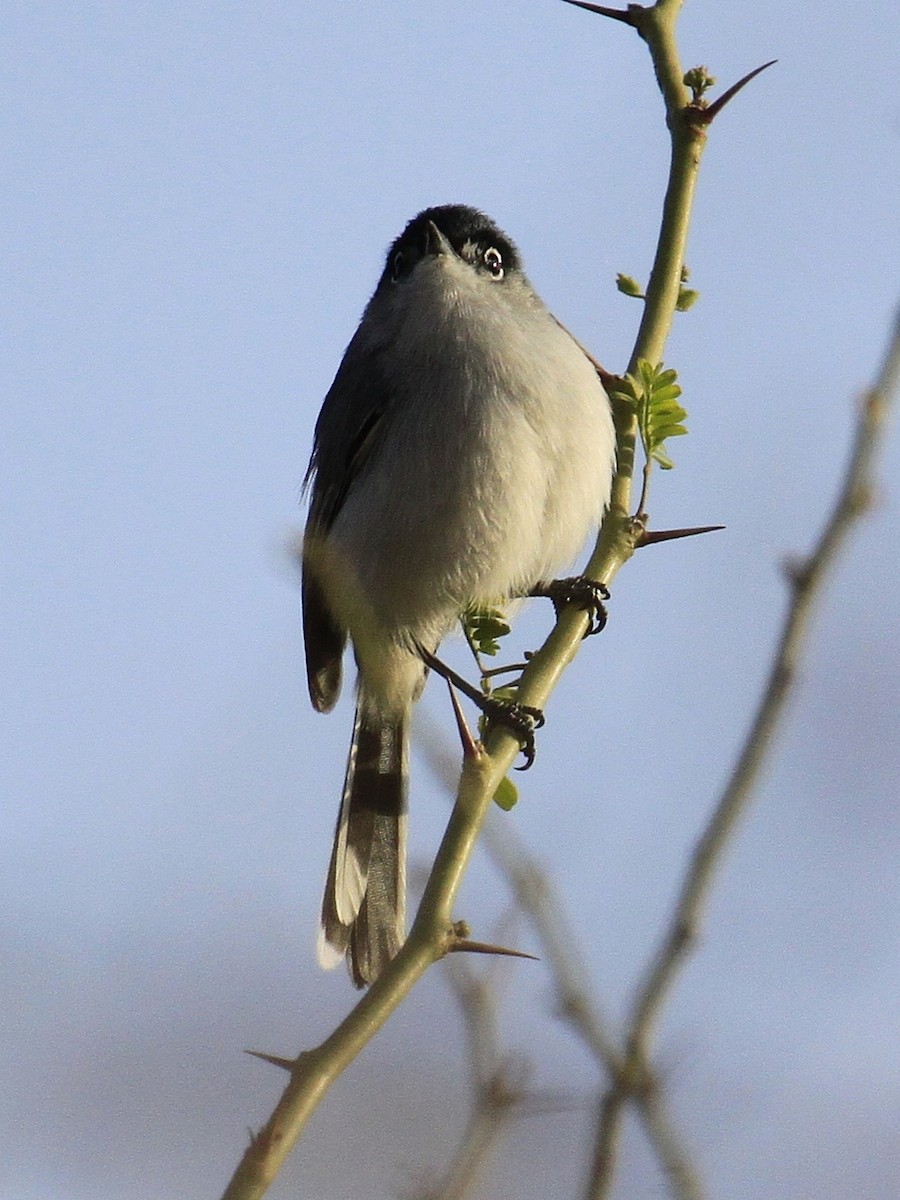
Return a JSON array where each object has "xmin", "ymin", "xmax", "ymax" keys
[{"xmin": 483, "ymin": 247, "xmax": 504, "ymax": 279}]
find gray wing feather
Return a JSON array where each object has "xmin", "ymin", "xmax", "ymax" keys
[{"xmin": 301, "ymin": 317, "xmax": 394, "ymax": 712}]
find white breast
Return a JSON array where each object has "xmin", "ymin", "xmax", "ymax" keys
[{"xmin": 324, "ymin": 252, "xmax": 615, "ymax": 687}]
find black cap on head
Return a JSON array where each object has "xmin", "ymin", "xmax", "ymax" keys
[{"xmin": 377, "ymin": 204, "xmax": 522, "ymax": 290}]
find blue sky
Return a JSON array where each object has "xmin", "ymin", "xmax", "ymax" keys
[{"xmin": 3, "ymin": 3, "xmax": 898, "ymax": 1198}]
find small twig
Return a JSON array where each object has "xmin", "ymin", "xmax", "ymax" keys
[
  {"xmin": 635, "ymin": 452, "xmax": 653, "ymax": 519},
  {"xmin": 410, "ymin": 918, "xmax": 532, "ymax": 1200},
  {"xmin": 480, "ymin": 661, "xmax": 531, "ymax": 679},
  {"xmin": 590, "ymin": 305, "xmax": 900, "ymax": 1196},
  {"xmin": 630, "ymin": 307, "xmax": 899, "ymax": 1051},
  {"xmin": 219, "ymin": 740, "xmax": 515, "ymax": 1200},
  {"xmin": 416, "ymin": 716, "xmax": 704, "ymax": 1200},
  {"xmin": 639, "ymin": 1087, "xmax": 705, "ymax": 1200},
  {"xmin": 461, "ymin": 617, "xmax": 490, "ymax": 681}
]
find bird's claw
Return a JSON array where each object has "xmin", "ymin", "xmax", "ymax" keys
[
  {"xmin": 537, "ymin": 576, "xmax": 610, "ymax": 636},
  {"xmin": 484, "ymin": 699, "xmax": 545, "ymax": 770}
]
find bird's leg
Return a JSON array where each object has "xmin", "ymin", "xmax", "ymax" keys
[
  {"xmin": 529, "ymin": 577, "xmax": 610, "ymax": 636},
  {"xmin": 414, "ymin": 641, "xmax": 544, "ymax": 770}
]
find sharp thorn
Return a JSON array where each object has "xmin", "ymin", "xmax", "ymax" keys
[
  {"xmin": 244, "ymin": 1049, "xmax": 296, "ymax": 1073},
  {"xmin": 448, "ymin": 938, "xmax": 540, "ymax": 962},
  {"xmin": 699, "ymin": 59, "xmax": 778, "ymax": 124},
  {"xmin": 637, "ymin": 524, "xmax": 725, "ymax": 547},
  {"xmin": 559, "ymin": 0, "xmax": 639, "ymax": 26},
  {"xmin": 446, "ymin": 678, "xmax": 480, "ymax": 760}
]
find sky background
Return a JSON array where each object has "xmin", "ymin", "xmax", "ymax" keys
[{"xmin": 3, "ymin": 2, "xmax": 899, "ymax": 1198}]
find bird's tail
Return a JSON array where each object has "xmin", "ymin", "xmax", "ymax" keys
[{"xmin": 318, "ymin": 700, "xmax": 408, "ymax": 987}]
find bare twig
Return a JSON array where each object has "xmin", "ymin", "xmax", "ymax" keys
[
  {"xmin": 417, "ymin": 712, "xmax": 703, "ymax": 1200},
  {"xmin": 409, "ymin": 942, "xmax": 519, "ymax": 1200},
  {"xmin": 587, "ymin": 306, "xmax": 900, "ymax": 1196},
  {"xmin": 410, "ymin": 916, "xmax": 577, "ymax": 1200},
  {"xmin": 634, "ymin": 307, "xmax": 898, "ymax": 1045},
  {"xmin": 484, "ymin": 816, "xmax": 703, "ymax": 1200}
]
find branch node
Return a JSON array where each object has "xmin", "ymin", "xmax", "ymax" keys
[
  {"xmin": 247, "ymin": 1122, "xmax": 283, "ymax": 1153},
  {"xmin": 613, "ymin": 1051, "xmax": 657, "ymax": 1100},
  {"xmin": 781, "ymin": 555, "xmax": 811, "ymax": 592}
]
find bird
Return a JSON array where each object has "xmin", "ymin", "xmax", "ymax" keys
[{"xmin": 302, "ymin": 203, "xmax": 616, "ymax": 986}]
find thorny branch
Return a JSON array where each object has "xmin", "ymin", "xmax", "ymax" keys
[
  {"xmin": 418, "ymin": 307, "xmax": 899, "ymax": 1200},
  {"xmin": 214, "ymin": 4, "xmax": 900, "ymax": 1198}
]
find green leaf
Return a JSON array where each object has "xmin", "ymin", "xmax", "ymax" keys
[
  {"xmin": 462, "ymin": 605, "xmax": 511, "ymax": 657},
  {"xmin": 676, "ymin": 287, "xmax": 700, "ymax": 312},
  {"xmin": 651, "ymin": 387, "xmax": 682, "ymax": 405},
  {"xmin": 609, "ymin": 379, "xmax": 638, "ymax": 411},
  {"xmin": 616, "ymin": 273, "xmax": 645, "ymax": 299},
  {"xmin": 493, "ymin": 775, "xmax": 519, "ymax": 811},
  {"xmin": 621, "ymin": 359, "xmax": 690, "ymax": 471}
]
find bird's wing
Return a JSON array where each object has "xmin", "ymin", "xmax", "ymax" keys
[{"xmin": 301, "ymin": 325, "xmax": 394, "ymax": 711}]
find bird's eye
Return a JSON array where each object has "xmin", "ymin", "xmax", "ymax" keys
[
  {"xmin": 483, "ymin": 247, "xmax": 504, "ymax": 279},
  {"xmin": 391, "ymin": 250, "xmax": 406, "ymax": 281}
]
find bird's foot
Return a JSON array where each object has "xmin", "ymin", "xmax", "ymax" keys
[{"xmin": 531, "ymin": 576, "xmax": 609, "ymax": 636}]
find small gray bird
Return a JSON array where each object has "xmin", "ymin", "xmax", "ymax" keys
[{"xmin": 303, "ymin": 204, "xmax": 615, "ymax": 986}]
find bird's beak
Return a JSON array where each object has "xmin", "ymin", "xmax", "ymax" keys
[{"xmin": 425, "ymin": 220, "xmax": 454, "ymax": 258}]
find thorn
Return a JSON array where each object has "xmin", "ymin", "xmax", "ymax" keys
[
  {"xmin": 247, "ymin": 1122, "xmax": 281, "ymax": 1152},
  {"xmin": 697, "ymin": 60, "xmax": 777, "ymax": 125},
  {"xmin": 446, "ymin": 678, "xmax": 480, "ymax": 760},
  {"xmin": 245, "ymin": 1049, "xmax": 296, "ymax": 1073},
  {"xmin": 416, "ymin": 639, "xmax": 542, "ymax": 770},
  {"xmin": 559, "ymin": 0, "xmax": 639, "ymax": 27},
  {"xmin": 636, "ymin": 524, "xmax": 725, "ymax": 547},
  {"xmin": 449, "ymin": 938, "xmax": 540, "ymax": 963}
]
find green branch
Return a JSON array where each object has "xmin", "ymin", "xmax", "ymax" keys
[
  {"xmin": 521, "ymin": 0, "xmax": 705, "ymax": 713},
  {"xmin": 220, "ymin": 747, "xmax": 512, "ymax": 1200},
  {"xmin": 218, "ymin": 1, "xmax": 746, "ymax": 1194}
]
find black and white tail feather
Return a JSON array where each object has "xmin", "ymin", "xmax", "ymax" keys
[{"xmin": 317, "ymin": 701, "xmax": 408, "ymax": 988}]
